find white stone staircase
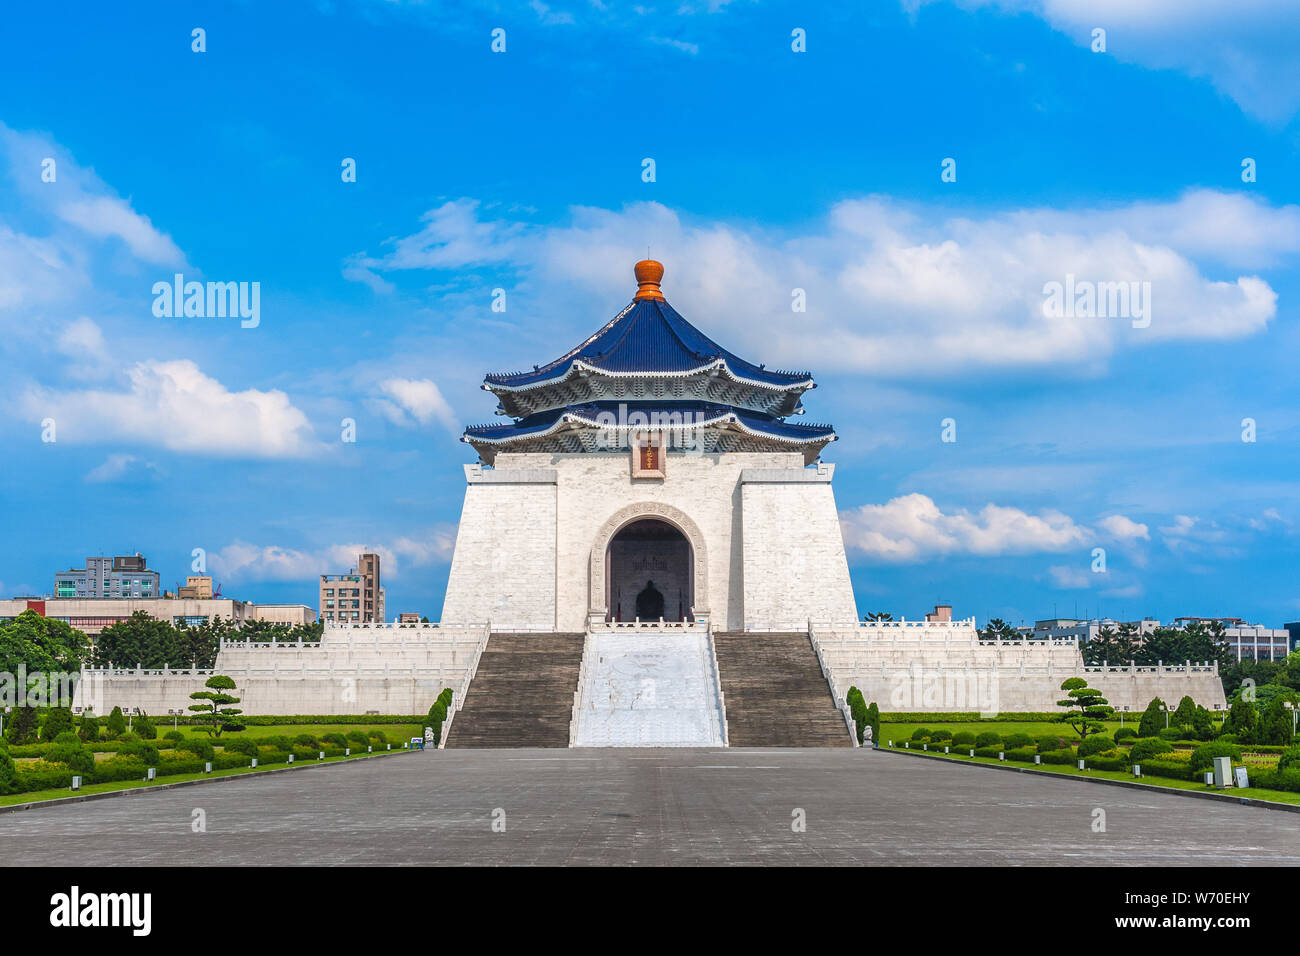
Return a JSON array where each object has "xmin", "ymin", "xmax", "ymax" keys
[{"xmin": 570, "ymin": 622, "xmax": 728, "ymax": 747}]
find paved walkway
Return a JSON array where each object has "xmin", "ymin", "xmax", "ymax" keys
[{"xmin": 3, "ymin": 749, "xmax": 1297, "ymax": 865}]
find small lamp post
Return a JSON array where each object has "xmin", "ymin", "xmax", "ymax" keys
[
  {"xmin": 1160, "ymin": 704, "xmax": 1169, "ymax": 729},
  {"xmin": 1285, "ymin": 701, "xmax": 1298, "ymax": 738}
]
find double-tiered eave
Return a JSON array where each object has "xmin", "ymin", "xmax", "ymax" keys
[{"xmin": 462, "ymin": 400, "xmax": 837, "ymax": 465}]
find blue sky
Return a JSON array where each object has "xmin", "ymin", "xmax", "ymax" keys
[{"xmin": 1, "ymin": 0, "xmax": 1297, "ymax": 628}]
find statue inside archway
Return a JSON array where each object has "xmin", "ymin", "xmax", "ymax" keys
[{"xmin": 635, "ymin": 580, "xmax": 665, "ymax": 621}]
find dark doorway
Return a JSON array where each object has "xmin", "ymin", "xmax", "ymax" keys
[{"xmin": 607, "ymin": 518, "xmax": 693, "ymax": 622}]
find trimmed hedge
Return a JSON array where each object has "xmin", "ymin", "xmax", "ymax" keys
[
  {"xmin": 951, "ymin": 731, "xmax": 976, "ymax": 746},
  {"xmin": 1035, "ymin": 735, "xmax": 1065, "ymax": 753},
  {"xmin": 1002, "ymin": 733, "xmax": 1033, "ymax": 749},
  {"xmin": 1114, "ymin": 727, "xmax": 1137, "ymax": 742},
  {"xmin": 1039, "ymin": 749, "xmax": 1076, "ymax": 765},
  {"xmin": 1129, "ymin": 738, "xmax": 1175, "ymax": 762},
  {"xmin": 1078, "ymin": 735, "xmax": 1115, "ymax": 758},
  {"xmin": 1250, "ymin": 768, "xmax": 1300, "ymax": 793},
  {"xmin": 1005, "ymin": 746, "xmax": 1037, "ymax": 762},
  {"xmin": 974, "ymin": 732, "xmax": 1002, "ymax": 748},
  {"xmin": 1189, "ymin": 742, "xmax": 1243, "ymax": 772},
  {"xmin": 1135, "ymin": 759, "xmax": 1196, "ymax": 781}
]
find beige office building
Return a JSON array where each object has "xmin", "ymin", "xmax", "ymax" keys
[{"xmin": 320, "ymin": 552, "xmax": 382, "ymax": 624}]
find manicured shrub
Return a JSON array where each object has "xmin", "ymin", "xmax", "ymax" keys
[
  {"xmin": 1278, "ymin": 745, "xmax": 1300, "ymax": 772},
  {"xmin": 291, "ymin": 746, "xmax": 318, "ymax": 762},
  {"xmin": 78, "ymin": 712, "xmax": 100, "ymax": 743},
  {"xmin": 1039, "ymin": 749, "xmax": 1076, "ymax": 765},
  {"xmin": 16, "ymin": 762, "xmax": 75, "ymax": 792},
  {"xmin": 1157, "ymin": 727, "xmax": 1184, "ymax": 741},
  {"xmin": 157, "ymin": 757, "xmax": 207, "ymax": 777},
  {"xmin": 105, "ymin": 706, "xmax": 127, "ymax": 740},
  {"xmin": 163, "ymin": 730, "xmax": 184, "ymax": 743},
  {"xmin": 865, "ymin": 701, "xmax": 881, "ymax": 748},
  {"xmin": 951, "ymin": 731, "xmax": 976, "ymax": 746},
  {"xmin": 974, "ymin": 745, "xmax": 1002, "ymax": 758},
  {"xmin": 368, "ymin": 731, "xmax": 389, "ymax": 746},
  {"xmin": 1217, "ymin": 733, "xmax": 1239, "ymax": 744},
  {"xmin": 930, "ymin": 729, "xmax": 953, "ymax": 742},
  {"xmin": 176, "ymin": 738, "xmax": 215, "ymax": 761},
  {"xmin": 91, "ymin": 756, "xmax": 147, "ymax": 784},
  {"xmin": 214, "ymin": 752, "xmax": 252, "ymax": 770},
  {"xmin": 40, "ymin": 707, "xmax": 75, "ymax": 741},
  {"xmin": 1250, "ymin": 768, "xmax": 1300, "ymax": 794},
  {"xmin": 1078, "ymin": 735, "xmax": 1115, "ymax": 758},
  {"xmin": 910, "ymin": 727, "xmax": 932, "ymax": 741},
  {"xmin": 45, "ymin": 742, "xmax": 95, "ymax": 774},
  {"xmin": 1114, "ymin": 727, "xmax": 1137, "ymax": 742},
  {"xmin": 53, "ymin": 732, "xmax": 79, "ymax": 746},
  {"xmin": 1137, "ymin": 698, "xmax": 1167, "ymax": 738},
  {"xmin": 1189, "ymin": 741, "xmax": 1243, "ymax": 772},
  {"xmin": 1086, "ymin": 753, "xmax": 1129, "ymax": 772},
  {"xmin": 322, "ymin": 733, "xmax": 349, "ymax": 748},
  {"xmin": 261, "ymin": 735, "xmax": 293, "ymax": 752},
  {"xmin": 1005, "ymin": 746, "xmax": 1036, "ymax": 762},
  {"xmin": 347, "ymin": 731, "xmax": 369, "ymax": 746},
  {"xmin": 134, "ymin": 714, "xmax": 157, "ymax": 740},
  {"xmin": 1137, "ymin": 759, "xmax": 1196, "ymax": 781},
  {"xmin": 1002, "ymin": 733, "xmax": 1033, "ymax": 749},
  {"xmin": 974, "ymin": 732, "xmax": 1002, "ymax": 748},
  {"xmin": 116, "ymin": 741, "xmax": 161, "ymax": 765},
  {"xmin": 118, "ymin": 731, "xmax": 141, "ymax": 743},
  {"xmin": 1035, "ymin": 735, "xmax": 1063, "ymax": 753},
  {"xmin": 1129, "ymin": 737, "xmax": 1174, "ymax": 762},
  {"xmin": 5, "ymin": 706, "xmax": 39, "ymax": 745},
  {"xmin": 0, "ymin": 749, "xmax": 18, "ymax": 795},
  {"xmin": 222, "ymin": 737, "xmax": 259, "ymax": 757},
  {"xmin": 293, "ymin": 733, "xmax": 319, "ymax": 749}
]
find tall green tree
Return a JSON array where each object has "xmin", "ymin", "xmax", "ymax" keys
[
  {"xmin": 863, "ymin": 611, "xmax": 894, "ymax": 622},
  {"xmin": 4, "ymin": 705, "xmax": 38, "ymax": 745},
  {"xmin": 981, "ymin": 618, "xmax": 1016, "ymax": 640},
  {"xmin": 1057, "ymin": 677, "xmax": 1115, "ymax": 738},
  {"xmin": 1223, "ymin": 698, "xmax": 1259, "ymax": 742},
  {"xmin": 40, "ymin": 707, "xmax": 74, "ymax": 741},
  {"xmin": 1137, "ymin": 697, "xmax": 1167, "ymax": 737},
  {"xmin": 188, "ymin": 675, "xmax": 242, "ymax": 738}
]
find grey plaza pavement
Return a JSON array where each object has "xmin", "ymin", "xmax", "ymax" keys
[{"xmin": 3, "ymin": 748, "xmax": 1298, "ymax": 866}]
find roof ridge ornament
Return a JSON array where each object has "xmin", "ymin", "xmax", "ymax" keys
[{"xmin": 633, "ymin": 259, "xmax": 665, "ymax": 301}]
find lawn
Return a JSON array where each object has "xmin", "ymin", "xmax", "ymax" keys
[
  {"xmin": 880, "ymin": 719, "xmax": 1142, "ymax": 744},
  {"xmin": 0, "ymin": 748, "xmax": 413, "ymax": 809},
  {"xmin": 882, "ymin": 742, "xmax": 1300, "ymax": 806}
]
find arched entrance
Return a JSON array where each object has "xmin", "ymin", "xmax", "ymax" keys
[
  {"xmin": 589, "ymin": 502, "xmax": 709, "ymax": 626},
  {"xmin": 607, "ymin": 519, "xmax": 693, "ymax": 622}
]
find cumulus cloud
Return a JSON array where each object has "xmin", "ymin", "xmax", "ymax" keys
[
  {"xmin": 373, "ymin": 377, "xmax": 458, "ymax": 430},
  {"xmin": 347, "ymin": 190, "xmax": 1294, "ymax": 376},
  {"xmin": 840, "ymin": 492, "xmax": 1092, "ymax": 561},
  {"xmin": 1097, "ymin": 514, "xmax": 1149, "ymax": 541},
  {"xmin": 21, "ymin": 359, "xmax": 322, "ymax": 458},
  {"xmin": 903, "ymin": 0, "xmax": 1300, "ymax": 124},
  {"xmin": 208, "ymin": 529, "xmax": 457, "ymax": 583}
]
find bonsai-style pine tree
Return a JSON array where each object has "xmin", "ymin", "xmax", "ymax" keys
[
  {"xmin": 1056, "ymin": 677, "xmax": 1115, "ymax": 739},
  {"xmin": 188, "ymin": 675, "xmax": 243, "ymax": 738}
]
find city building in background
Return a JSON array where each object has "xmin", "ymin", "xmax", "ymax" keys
[
  {"xmin": 175, "ymin": 575, "xmax": 213, "ymax": 599},
  {"xmin": 0, "ymin": 597, "xmax": 316, "ymax": 638},
  {"xmin": 319, "ymin": 552, "xmax": 382, "ymax": 624},
  {"xmin": 54, "ymin": 554, "xmax": 160, "ymax": 600}
]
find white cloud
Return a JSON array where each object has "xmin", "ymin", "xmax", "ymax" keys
[
  {"xmin": 840, "ymin": 492, "xmax": 1092, "ymax": 561},
  {"xmin": 347, "ymin": 190, "xmax": 1294, "ymax": 376},
  {"xmin": 209, "ymin": 529, "xmax": 457, "ymax": 583},
  {"xmin": 1097, "ymin": 514, "xmax": 1149, "ymax": 541},
  {"xmin": 55, "ymin": 197, "xmax": 183, "ymax": 266},
  {"xmin": 1047, "ymin": 564, "xmax": 1096, "ymax": 589},
  {"xmin": 56, "ymin": 316, "xmax": 112, "ymax": 379},
  {"xmin": 84, "ymin": 453, "xmax": 159, "ymax": 484},
  {"xmin": 374, "ymin": 377, "xmax": 458, "ymax": 430},
  {"xmin": 20, "ymin": 359, "xmax": 322, "ymax": 458},
  {"xmin": 904, "ymin": 0, "xmax": 1300, "ymax": 124}
]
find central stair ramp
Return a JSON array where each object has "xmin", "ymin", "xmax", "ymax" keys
[{"xmin": 570, "ymin": 621, "xmax": 728, "ymax": 747}]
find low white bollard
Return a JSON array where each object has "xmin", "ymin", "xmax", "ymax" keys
[
  {"xmin": 944, "ymin": 746, "xmax": 949, "ymax": 754},
  {"xmin": 368, "ymin": 745, "xmax": 373, "ymax": 753},
  {"xmin": 969, "ymin": 749, "xmax": 975, "ymax": 757},
  {"xmin": 1077, "ymin": 759, "xmax": 1085, "ymax": 770},
  {"xmin": 998, "ymin": 752, "xmax": 1005, "ymax": 761},
  {"xmin": 71, "ymin": 776, "xmax": 82, "ymax": 791},
  {"xmin": 345, "ymin": 748, "xmax": 350, "ymax": 756},
  {"xmin": 318, "ymin": 751, "xmax": 325, "ymax": 761},
  {"xmin": 1133, "ymin": 764, "xmax": 1141, "ymax": 777},
  {"xmin": 922, "ymin": 743, "xmax": 927, "ymax": 751},
  {"xmin": 1203, "ymin": 771, "xmax": 1213, "ymax": 785},
  {"xmin": 251, "ymin": 758, "xmax": 258, "ymax": 768},
  {"xmin": 288, "ymin": 754, "xmax": 295, "ymax": 763},
  {"xmin": 205, "ymin": 762, "xmax": 213, "ymax": 773},
  {"xmin": 146, "ymin": 768, "xmax": 156, "ymax": 781},
  {"xmin": 1034, "ymin": 755, "xmax": 1041, "ymax": 765}
]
